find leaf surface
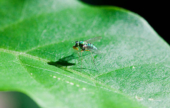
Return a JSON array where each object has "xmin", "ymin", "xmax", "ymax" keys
[{"xmin": 0, "ymin": 0, "xmax": 170, "ymax": 108}]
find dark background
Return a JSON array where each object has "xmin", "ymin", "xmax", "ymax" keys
[{"xmin": 81, "ymin": 0, "xmax": 170, "ymax": 45}]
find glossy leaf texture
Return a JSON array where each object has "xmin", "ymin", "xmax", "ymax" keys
[{"xmin": 0, "ymin": 0, "xmax": 170, "ymax": 108}]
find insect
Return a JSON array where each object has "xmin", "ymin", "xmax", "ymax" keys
[{"xmin": 73, "ymin": 36, "xmax": 102, "ymax": 71}]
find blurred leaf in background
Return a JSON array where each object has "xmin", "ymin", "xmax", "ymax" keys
[{"xmin": 0, "ymin": 92, "xmax": 39, "ymax": 108}]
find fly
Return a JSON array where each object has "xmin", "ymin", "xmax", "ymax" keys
[{"xmin": 73, "ymin": 36, "xmax": 102, "ymax": 71}]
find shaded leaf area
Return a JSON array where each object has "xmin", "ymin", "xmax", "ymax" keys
[
  {"xmin": 0, "ymin": 91, "xmax": 40, "ymax": 108},
  {"xmin": 0, "ymin": 0, "xmax": 170, "ymax": 108}
]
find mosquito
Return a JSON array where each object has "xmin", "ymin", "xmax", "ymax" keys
[{"xmin": 73, "ymin": 36, "xmax": 102, "ymax": 71}]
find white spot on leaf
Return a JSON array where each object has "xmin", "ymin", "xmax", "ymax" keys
[
  {"xmin": 148, "ymin": 98, "xmax": 154, "ymax": 101},
  {"xmin": 82, "ymin": 88, "xmax": 86, "ymax": 90},
  {"xmin": 70, "ymin": 82, "xmax": 74, "ymax": 85},
  {"xmin": 135, "ymin": 95, "xmax": 143, "ymax": 101}
]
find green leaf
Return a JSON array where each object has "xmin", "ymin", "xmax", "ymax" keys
[{"xmin": 0, "ymin": 0, "xmax": 170, "ymax": 108}]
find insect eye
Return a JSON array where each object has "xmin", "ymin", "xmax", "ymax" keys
[{"xmin": 75, "ymin": 41, "xmax": 79, "ymax": 46}]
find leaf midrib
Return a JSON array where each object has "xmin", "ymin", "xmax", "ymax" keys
[{"xmin": 1, "ymin": 48, "xmax": 135, "ymax": 98}]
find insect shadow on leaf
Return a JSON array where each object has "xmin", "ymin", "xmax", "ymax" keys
[
  {"xmin": 47, "ymin": 54, "xmax": 76, "ymax": 68},
  {"xmin": 47, "ymin": 53, "xmax": 92, "ymax": 71}
]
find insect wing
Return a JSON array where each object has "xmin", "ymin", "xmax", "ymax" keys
[
  {"xmin": 85, "ymin": 45, "xmax": 101, "ymax": 54},
  {"xmin": 84, "ymin": 36, "xmax": 102, "ymax": 43}
]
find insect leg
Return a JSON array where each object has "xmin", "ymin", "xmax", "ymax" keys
[
  {"xmin": 77, "ymin": 51, "xmax": 82, "ymax": 70},
  {"xmin": 89, "ymin": 51, "xmax": 99, "ymax": 71},
  {"xmin": 80, "ymin": 50, "xmax": 85, "ymax": 70},
  {"xmin": 81, "ymin": 51, "xmax": 82, "ymax": 70}
]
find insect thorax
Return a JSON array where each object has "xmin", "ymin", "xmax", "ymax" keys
[
  {"xmin": 78, "ymin": 41, "xmax": 86, "ymax": 50},
  {"xmin": 79, "ymin": 41, "xmax": 97, "ymax": 51}
]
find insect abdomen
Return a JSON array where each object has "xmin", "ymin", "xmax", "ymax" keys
[{"xmin": 87, "ymin": 43, "xmax": 97, "ymax": 50}]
